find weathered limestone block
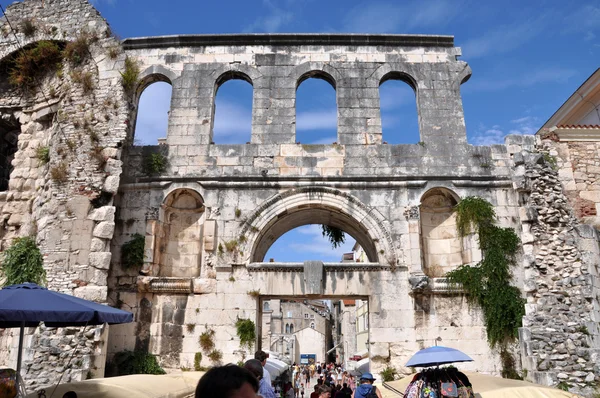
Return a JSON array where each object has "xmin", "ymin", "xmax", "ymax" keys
[
  {"xmin": 87, "ymin": 206, "xmax": 115, "ymax": 222},
  {"xmin": 73, "ymin": 286, "xmax": 108, "ymax": 303},
  {"xmin": 192, "ymin": 278, "xmax": 216, "ymax": 294},
  {"xmin": 89, "ymin": 252, "xmax": 112, "ymax": 269},
  {"xmin": 93, "ymin": 222, "xmax": 115, "ymax": 239}
]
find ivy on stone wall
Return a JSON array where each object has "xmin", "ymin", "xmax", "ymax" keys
[
  {"xmin": 121, "ymin": 234, "xmax": 145, "ymax": 270},
  {"xmin": 0, "ymin": 237, "xmax": 46, "ymax": 286},
  {"xmin": 446, "ymin": 196, "xmax": 525, "ymax": 378},
  {"xmin": 235, "ymin": 318, "xmax": 256, "ymax": 351}
]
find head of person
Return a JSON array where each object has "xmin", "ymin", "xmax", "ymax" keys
[
  {"xmin": 243, "ymin": 359, "xmax": 264, "ymax": 381},
  {"xmin": 195, "ymin": 364, "xmax": 259, "ymax": 398},
  {"xmin": 360, "ymin": 373, "xmax": 376, "ymax": 385},
  {"xmin": 254, "ymin": 350, "xmax": 268, "ymax": 366},
  {"xmin": 318, "ymin": 385, "xmax": 332, "ymax": 398},
  {"xmin": 63, "ymin": 393, "xmax": 77, "ymax": 398}
]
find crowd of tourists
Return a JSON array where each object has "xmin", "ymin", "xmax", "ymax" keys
[{"xmin": 194, "ymin": 353, "xmax": 383, "ymax": 398}]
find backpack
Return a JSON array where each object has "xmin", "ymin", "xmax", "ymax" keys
[{"xmin": 367, "ymin": 386, "xmax": 378, "ymax": 398}]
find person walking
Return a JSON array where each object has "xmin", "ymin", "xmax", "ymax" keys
[
  {"xmin": 244, "ymin": 359, "xmax": 276, "ymax": 398},
  {"xmin": 351, "ymin": 373, "xmax": 382, "ymax": 398}
]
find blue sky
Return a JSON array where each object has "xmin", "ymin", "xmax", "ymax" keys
[{"xmin": 14, "ymin": 0, "xmax": 599, "ymax": 262}]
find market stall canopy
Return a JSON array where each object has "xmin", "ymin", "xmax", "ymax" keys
[
  {"xmin": 0, "ymin": 283, "xmax": 133, "ymax": 327},
  {"xmin": 25, "ymin": 372, "xmax": 204, "ymax": 398},
  {"xmin": 406, "ymin": 346, "xmax": 473, "ymax": 367},
  {"xmin": 383, "ymin": 372, "xmax": 582, "ymax": 398},
  {"xmin": 265, "ymin": 358, "xmax": 289, "ymax": 380}
]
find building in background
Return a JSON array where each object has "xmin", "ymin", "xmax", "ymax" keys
[{"xmin": 261, "ymin": 299, "xmax": 332, "ymax": 364}]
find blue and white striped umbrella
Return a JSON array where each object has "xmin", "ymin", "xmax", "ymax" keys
[{"xmin": 406, "ymin": 346, "xmax": 474, "ymax": 367}]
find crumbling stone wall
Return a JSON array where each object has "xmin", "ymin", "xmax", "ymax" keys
[
  {"xmin": 508, "ymin": 135, "xmax": 600, "ymax": 397},
  {"xmin": 0, "ymin": 0, "xmax": 130, "ymax": 388}
]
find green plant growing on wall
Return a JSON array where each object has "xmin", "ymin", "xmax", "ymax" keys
[
  {"xmin": 194, "ymin": 352, "xmax": 203, "ymax": 371},
  {"xmin": 199, "ymin": 329, "xmax": 215, "ymax": 352},
  {"xmin": 208, "ymin": 349, "xmax": 223, "ymax": 363},
  {"xmin": 121, "ymin": 234, "xmax": 145, "ymax": 270},
  {"xmin": 36, "ymin": 146, "xmax": 50, "ymax": 164},
  {"xmin": 50, "ymin": 161, "xmax": 69, "ymax": 183},
  {"xmin": 143, "ymin": 153, "xmax": 167, "ymax": 175},
  {"xmin": 120, "ymin": 56, "xmax": 140, "ymax": 96},
  {"xmin": 380, "ymin": 366, "xmax": 398, "ymax": 382},
  {"xmin": 20, "ymin": 19, "xmax": 37, "ymax": 37},
  {"xmin": 111, "ymin": 350, "xmax": 166, "ymax": 375},
  {"xmin": 63, "ymin": 31, "xmax": 95, "ymax": 66},
  {"xmin": 446, "ymin": 196, "xmax": 525, "ymax": 379},
  {"xmin": 8, "ymin": 40, "xmax": 63, "ymax": 88},
  {"xmin": 235, "ymin": 318, "xmax": 256, "ymax": 351},
  {"xmin": 247, "ymin": 290, "xmax": 260, "ymax": 298},
  {"xmin": 0, "ymin": 237, "xmax": 46, "ymax": 286},
  {"xmin": 321, "ymin": 225, "xmax": 345, "ymax": 248}
]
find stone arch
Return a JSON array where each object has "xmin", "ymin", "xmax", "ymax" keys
[
  {"xmin": 290, "ymin": 62, "xmax": 341, "ymax": 88},
  {"xmin": 136, "ymin": 65, "xmax": 178, "ymax": 98},
  {"xmin": 369, "ymin": 63, "xmax": 421, "ymax": 89},
  {"xmin": 419, "ymin": 187, "xmax": 479, "ymax": 277},
  {"xmin": 240, "ymin": 187, "xmax": 396, "ymax": 266},
  {"xmin": 143, "ymin": 188, "xmax": 206, "ymax": 277}
]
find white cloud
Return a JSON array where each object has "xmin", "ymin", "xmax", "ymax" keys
[
  {"xmin": 296, "ymin": 110, "xmax": 337, "ymax": 131},
  {"xmin": 470, "ymin": 116, "xmax": 540, "ymax": 146},
  {"xmin": 244, "ymin": 0, "xmax": 294, "ymax": 32},
  {"xmin": 464, "ymin": 67, "xmax": 578, "ymax": 92},
  {"xmin": 135, "ymin": 82, "xmax": 172, "ymax": 145},
  {"xmin": 342, "ymin": 0, "xmax": 461, "ymax": 33}
]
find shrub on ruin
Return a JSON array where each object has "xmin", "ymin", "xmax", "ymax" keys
[
  {"xmin": 8, "ymin": 40, "xmax": 63, "ymax": 88},
  {"xmin": 121, "ymin": 234, "xmax": 145, "ymax": 270},
  {"xmin": 380, "ymin": 366, "xmax": 398, "ymax": 382},
  {"xmin": 199, "ymin": 329, "xmax": 215, "ymax": 352},
  {"xmin": 120, "ymin": 56, "xmax": 140, "ymax": 96},
  {"xmin": 235, "ymin": 318, "xmax": 256, "ymax": 351},
  {"xmin": 63, "ymin": 31, "xmax": 96, "ymax": 66},
  {"xmin": 208, "ymin": 349, "xmax": 223, "ymax": 363},
  {"xmin": 0, "ymin": 236, "xmax": 46, "ymax": 287},
  {"xmin": 36, "ymin": 146, "xmax": 50, "ymax": 164},
  {"xmin": 110, "ymin": 350, "xmax": 166, "ymax": 376},
  {"xmin": 143, "ymin": 153, "xmax": 167, "ymax": 175},
  {"xmin": 50, "ymin": 161, "xmax": 69, "ymax": 183},
  {"xmin": 194, "ymin": 352, "xmax": 202, "ymax": 371},
  {"xmin": 20, "ymin": 19, "xmax": 37, "ymax": 37}
]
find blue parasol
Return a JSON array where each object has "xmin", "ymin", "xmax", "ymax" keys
[
  {"xmin": 0, "ymin": 283, "xmax": 133, "ymax": 394},
  {"xmin": 406, "ymin": 346, "xmax": 474, "ymax": 368}
]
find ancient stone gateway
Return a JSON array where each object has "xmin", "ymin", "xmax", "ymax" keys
[
  {"xmin": 0, "ymin": 1, "xmax": 598, "ymax": 395},
  {"xmin": 110, "ymin": 33, "xmax": 511, "ymax": 374}
]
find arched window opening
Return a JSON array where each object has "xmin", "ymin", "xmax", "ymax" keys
[
  {"xmin": 213, "ymin": 74, "xmax": 253, "ymax": 144},
  {"xmin": 264, "ymin": 224, "xmax": 356, "ymax": 263},
  {"xmin": 135, "ymin": 81, "xmax": 172, "ymax": 145},
  {"xmin": 263, "ymin": 301, "xmax": 271, "ymax": 312},
  {"xmin": 379, "ymin": 72, "xmax": 419, "ymax": 144},
  {"xmin": 296, "ymin": 72, "xmax": 337, "ymax": 144},
  {"xmin": 310, "ymin": 322, "xmax": 315, "ymax": 329},
  {"xmin": 0, "ymin": 114, "xmax": 20, "ymax": 192},
  {"xmin": 289, "ymin": 324, "xmax": 294, "ymax": 333},
  {"xmin": 419, "ymin": 188, "xmax": 480, "ymax": 277},
  {"xmin": 285, "ymin": 324, "xmax": 290, "ymax": 334}
]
